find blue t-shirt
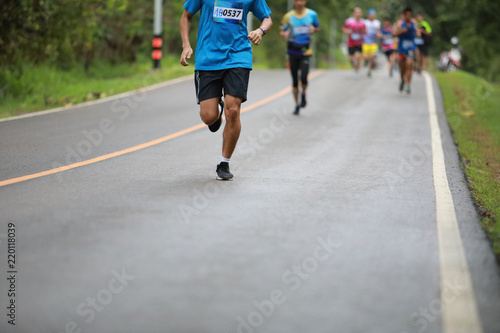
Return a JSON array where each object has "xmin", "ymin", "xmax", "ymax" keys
[
  {"xmin": 184, "ymin": 0, "xmax": 272, "ymax": 70},
  {"xmin": 398, "ymin": 21, "xmax": 417, "ymax": 53},
  {"xmin": 381, "ymin": 26, "xmax": 394, "ymax": 50},
  {"xmin": 282, "ymin": 9, "xmax": 319, "ymax": 56}
]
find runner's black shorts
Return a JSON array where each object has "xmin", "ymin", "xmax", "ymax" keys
[
  {"xmin": 194, "ymin": 68, "xmax": 250, "ymax": 104},
  {"xmin": 384, "ymin": 49, "xmax": 394, "ymax": 58},
  {"xmin": 417, "ymin": 44, "xmax": 429, "ymax": 56},
  {"xmin": 348, "ymin": 45, "xmax": 362, "ymax": 55}
]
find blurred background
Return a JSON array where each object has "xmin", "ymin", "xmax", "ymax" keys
[{"xmin": 1, "ymin": 0, "xmax": 499, "ymax": 116}]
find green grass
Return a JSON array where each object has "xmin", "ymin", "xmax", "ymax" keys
[
  {"xmin": 435, "ymin": 71, "xmax": 500, "ymax": 257},
  {"xmin": 0, "ymin": 54, "xmax": 192, "ymax": 118}
]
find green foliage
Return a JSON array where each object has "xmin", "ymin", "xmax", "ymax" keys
[
  {"xmin": 415, "ymin": 0, "xmax": 500, "ymax": 82},
  {"xmin": 0, "ymin": 54, "xmax": 191, "ymax": 118},
  {"xmin": 0, "ymin": 0, "xmax": 498, "ymax": 103}
]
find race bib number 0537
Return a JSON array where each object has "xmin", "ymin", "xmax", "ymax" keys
[{"xmin": 213, "ymin": 0, "xmax": 243, "ymax": 24}]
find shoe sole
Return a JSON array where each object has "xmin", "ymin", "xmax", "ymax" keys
[{"xmin": 216, "ymin": 177, "xmax": 233, "ymax": 181}]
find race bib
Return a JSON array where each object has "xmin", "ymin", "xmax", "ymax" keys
[
  {"xmin": 383, "ymin": 38, "xmax": 393, "ymax": 45},
  {"xmin": 414, "ymin": 37, "xmax": 424, "ymax": 45},
  {"xmin": 351, "ymin": 33, "xmax": 361, "ymax": 41},
  {"xmin": 213, "ymin": 0, "xmax": 243, "ymax": 24},
  {"xmin": 293, "ymin": 25, "xmax": 311, "ymax": 35},
  {"xmin": 402, "ymin": 40, "xmax": 414, "ymax": 49}
]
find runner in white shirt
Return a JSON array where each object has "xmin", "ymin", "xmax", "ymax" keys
[{"xmin": 362, "ymin": 9, "xmax": 381, "ymax": 78}]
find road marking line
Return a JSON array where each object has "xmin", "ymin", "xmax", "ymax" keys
[
  {"xmin": 0, "ymin": 75, "xmax": 193, "ymax": 123},
  {"xmin": 0, "ymin": 71, "xmax": 324, "ymax": 188},
  {"xmin": 424, "ymin": 72, "xmax": 483, "ymax": 333}
]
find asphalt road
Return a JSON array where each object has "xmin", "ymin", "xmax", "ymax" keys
[{"xmin": 0, "ymin": 68, "xmax": 499, "ymax": 333}]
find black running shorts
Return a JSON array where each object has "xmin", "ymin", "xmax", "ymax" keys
[
  {"xmin": 348, "ymin": 45, "xmax": 362, "ymax": 55},
  {"xmin": 384, "ymin": 49, "xmax": 394, "ymax": 58},
  {"xmin": 194, "ymin": 68, "xmax": 250, "ymax": 104}
]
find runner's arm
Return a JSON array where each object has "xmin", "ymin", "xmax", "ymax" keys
[
  {"xmin": 309, "ymin": 25, "xmax": 320, "ymax": 34},
  {"xmin": 180, "ymin": 10, "xmax": 194, "ymax": 66},
  {"xmin": 280, "ymin": 29, "xmax": 290, "ymax": 40},
  {"xmin": 310, "ymin": 12, "xmax": 320, "ymax": 34},
  {"xmin": 420, "ymin": 27, "xmax": 432, "ymax": 36},
  {"xmin": 280, "ymin": 16, "xmax": 290, "ymax": 40},
  {"xmin": 342, "ymin": 25, "xmax": 352, "ymax": 35},
  {"xmin": 248, "ymin": 16, "xmax": 272, "ymax": 45},
  {"xmin": 393, "ymin": 26, "xmax": 407, "ymax": 36}
]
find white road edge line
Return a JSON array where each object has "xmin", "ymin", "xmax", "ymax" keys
[
  {"xmin": 424, "ymin": 72, "xmax": 483, "ymax": 333},
  {"xmin": 0, "ymin": 74, "xmax": 192, "ymax": 123}
]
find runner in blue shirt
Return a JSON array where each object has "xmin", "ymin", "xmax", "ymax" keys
[
  {"xmin": 393, "ymin": 7, "xmax": 420, "ymax": 94},
  {"xmin": 280, "ymin": 0, "xmax": 320, "ymax": 115},
  {"xmin": 180, "ymin": 0, "xmax": 272, "ymax": 180}
]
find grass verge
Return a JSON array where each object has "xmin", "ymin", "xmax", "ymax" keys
[
  {"xmin": 435, "ymin": 71, "xmax": 500, "ymax": 257},
  {"xmin": 0, "ymin": 54, "xmax": 192, "ymax": 119}
]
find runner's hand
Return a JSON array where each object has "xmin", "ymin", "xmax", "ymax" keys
[
  {"xmin": 280, "ymin": 30, "xmax": 290, "ymax": 40},
  {"xmin": 180, "ymin": 47, "xmax": 193, "ymax": 66},
  {"xmin": 248, "ymin": 29, "xmax": 264, "ymax": 45}
]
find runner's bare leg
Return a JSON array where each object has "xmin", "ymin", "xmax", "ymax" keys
[
  {"xmin": 199, "ymin": 97, "xmax": 220, "ymax": 125},
  {"xmin": 406, "ymin": 58, "xmax": 413, "ymax": 84},
  {"xmin": 222, "ymin": 94, "xmax": 242, "ymax": 159},
  {"xmin": 399, "ymin": 57, "xmax": 406, "ymax": 82}
]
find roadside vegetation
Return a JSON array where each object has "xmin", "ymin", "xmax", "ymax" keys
[
  {"xmin": 0, "ymin": 54, "xmax": 191, "ymax": 118},
  {"xmin": 435, "ymin": 71, "xmax": 500, "ymax": 257},
  {"xmin": 2, "ymin": 0, "xmax": 498, "ymax": 115}
]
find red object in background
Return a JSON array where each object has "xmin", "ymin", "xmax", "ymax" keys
[
  {"xmin": 152, "ymin": 38, "xmax": 163, "ymax": 49},
  {"xmin": 152, "ymin": 35, "xmax": 162, "ymax": 68},
  {"xmin": 152, "ymin": 50, "xmax": 162, "ymax": 60}
]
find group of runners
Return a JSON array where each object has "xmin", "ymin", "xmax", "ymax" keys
[
  {"xmin": 179, "ymin": 0, "xmax": 431, "ymax": 180},
  {"xmin": 343, "ymin": 7, "xmax": 432, "ymax": 93}
]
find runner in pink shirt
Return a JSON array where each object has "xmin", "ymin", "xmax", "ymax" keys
[{"xmin": 342, "ymin": 7, "xmax": 366, "ymax": 76}]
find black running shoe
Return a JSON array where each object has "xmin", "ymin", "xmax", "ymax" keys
[
  {"xmin": 301, "ymin": 93, "xmax": 307, "ymax": 107},
  {"xmin": 399, "ymin": 81, "xmax": 405, "ymax": 92},
  {"xmin": 216, "ymin": 162, "xmax": 233, "ymax": 180},
  {"xmin": 208, "ymin": 98, "xmax": 224, "ymax": 133},
  {"xmin": 293, "ymin": 105, "xmax": 300, "ymax": 115}
]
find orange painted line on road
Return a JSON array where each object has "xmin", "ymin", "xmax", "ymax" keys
[{"xmin": 0, "ymin": 70, "xmax": 324, "ymax": 188}]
